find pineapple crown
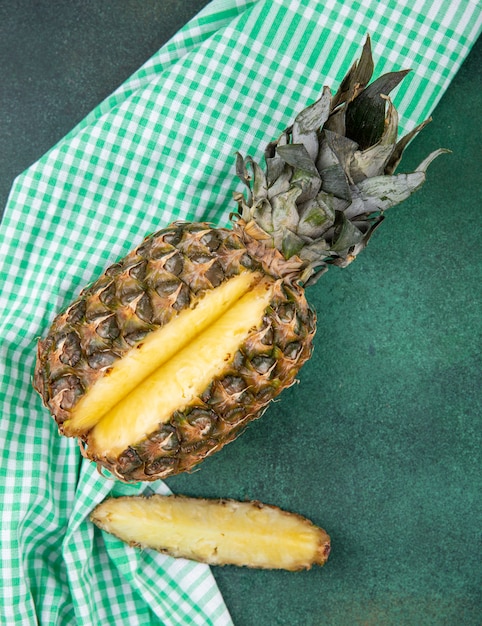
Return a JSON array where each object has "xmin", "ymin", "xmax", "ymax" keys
[{"xmin": 234, "ymin": 36, "xmax": 447, "ymax": 285}]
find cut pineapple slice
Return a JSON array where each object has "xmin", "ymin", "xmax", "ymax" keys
[
  {"xmin": 87, "ymin": 278, "xmax": 275, "ymax": 458},
  {"xmin": 63, "ymin": 270, "xmax": 262, "ymax": 436},
  {"xmin": 91, "ymin": 494, "xmax": 331, "ymax": 570}
]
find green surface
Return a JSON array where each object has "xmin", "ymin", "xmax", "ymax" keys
[
  {"xmin": 168, "ymin": 39, "xmax": 482, "ymax": 625},
  {"xmin": 0, "ymin": 0, "xmax": 212, "ymax": 218},
  {"xmin": 1, "ymin": 1, "xmax": 480, "ymax": 624}
]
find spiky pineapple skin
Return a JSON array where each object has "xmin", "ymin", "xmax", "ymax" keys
[
  {"xmin": 97, "ymin": 278, "xmax": 315, "ymax": 481},
  {"xmin": 34, "ymin": 221, "xmax": 316, "ymax": 481},
  {"xmin": 34, "ymin": 223, "xmax": 257, "ymax": 426}
]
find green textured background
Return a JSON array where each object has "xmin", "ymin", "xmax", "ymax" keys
[
  {"xmin": 169, "ymin": 36, "xmax": 482, "ymax": 626},
  {"xmin": 2, "ymin": 3, "xmax": 480, "ymax": 625}
]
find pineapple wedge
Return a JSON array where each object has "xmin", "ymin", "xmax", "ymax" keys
[{"xmin": 90, "ymin": 494, "xmax": 331, "ymax": 570}]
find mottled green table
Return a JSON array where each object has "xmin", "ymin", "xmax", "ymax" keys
[
  {"xmin": 170, "ymin": 36, "xmax": 482, "ymax": 626},
  {"xmin": 2, "ymin": 3, "xmax": 480, "ymax": 625}
]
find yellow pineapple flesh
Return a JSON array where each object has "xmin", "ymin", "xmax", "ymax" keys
[
  {"xmin": 87, "ymin": 277, "xmax": 275, "ymax": 459},
  {"xmin": 63, "ymin": 269, "xmax": 262, "ymax": 436},
  {"xmin": 90, "ymin": 495, "xmax": 331, "ymax": 570}
]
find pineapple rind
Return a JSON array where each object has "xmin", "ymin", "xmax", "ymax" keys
[
  {"xmin": 86, "ymin": 278, "xmax": 275, "ymax": 458},
  {"xmin": 35, "ymin": 219, "xmax": 315, "ymax": 483},
  {"xmin": 85, "ymin": 278, "xmax": 315, "ymax": 482},
  {"xmin": 62, "ymin": 270, "xmax": 262, "ymax": 436},
  {"xmin": 90, "ymin": 494, "xmax": 331, "ymax": 570},
  {"xmin": 34, "ymin": 224, "xmax": 260, "ymax": 427}
]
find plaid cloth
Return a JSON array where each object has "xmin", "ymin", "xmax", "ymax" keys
[{"xmin": 1, "ymin": 0, "xmax": 480, "ymax": 624}]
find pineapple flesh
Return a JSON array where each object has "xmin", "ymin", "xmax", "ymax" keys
[
  {"xmin": 90, "ymin": 495, "xmax": 331, "ymax": 570},
  {"xmin": 33, "ymin": 37, "xmax": 445, "ymax": 482}
]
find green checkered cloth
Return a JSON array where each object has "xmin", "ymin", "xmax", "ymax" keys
[{"xmin": 1, "ymin": 0, "xmax": 480, "ymax": 624}]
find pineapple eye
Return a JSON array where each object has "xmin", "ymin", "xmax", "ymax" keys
[
  {"xmin": 171, "ymin": 284, "xmax": 191, "ymax": 310},
  {"xmin": 147, "ymin": 425, "xmax": 180, "ymax": 453},
  {"xmin": 95, "ymin": 315, "xmax": 120, "ymax": 340},
  {"xmin": 163, "ymin": 251, "xmax": 183, "ymax": 275},
  {"xmin": 50, "ymin": 374, "xmax": 84, "ymax": 411},
  {"xmin": 251, "ymin": 355, "xmax": 276, "ymax": 375},
  {"xmin": 144, "ymin": 457, "xmax": 177, "ymax": 477},
  {"xmin": 277, "ymin": 302, "xmax": 296, "ymax": 322},
  {"xmin": 128, "ymin": 260, "xmax": 147, "ymax": 281},
  {"xmin": 87, "ymin": 350, "xmax": 118, "ymax": 370},
  {"xmin": 59, "ymin": 388, "xmax": 83, "ymax": 411},
  {"xmin": 204, "ymin": 260, "xmax": 224, "ymax": 287},
  {"xmin": 184, "ymin": 408, "xmax": 217, "ymax": 439},
  {"xmin": 105, "ymin": 262, "xmax": 123, "ymax": 277},
  {"xmin": 134, "ymin": 294, "xmax": 154, "ymax": 323},
  {"xmin": 223, "ymin": 406, "xmax": 248, "ymax": 424},
  {"xmin": 66, "ymin": 299, "xmax": 87, "ymax": 325},
  {"xmin": 161, "ymin": 228, "xmax": 183, "ymax": 246},
  {"xmin": 116, "ymin": 447, "xmax": 143, "ymax": 473},
  {"xmin": 124, "ymin": 330, "xmax": 149, "ymax": 346},
  {"xmin": 190, "ymin": 252, "xmax": 214, "ymax": 264},
  {"xmin": 200, "ymin": 230, "xmax": 222, "ymax": 251},
  {"xmin": 154, "ymin": 278, "xmax": 182, "ymax": 297},
  {"xmin": 284, "ymin": 341, "xmax": 302, "ymax": 360},
  {"xmin": 59, "ymin": 332, "xmax": 81, "ymax": 366},
  {"xmin": 222, "ymin": 376, "xmax": 246, "ymax": 393},
  {"xmin": 99, "ymin": 282, "xmax": 117, "ymax": 307}
]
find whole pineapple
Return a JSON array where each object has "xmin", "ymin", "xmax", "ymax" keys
[{"xmin": 34, "ymin": 38, "xmax": 444, "ymax": 482}]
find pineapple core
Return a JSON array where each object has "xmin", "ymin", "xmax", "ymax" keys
[
  {"xmin": 84, "ymin": 276, "xmax": 274, "ymax": 457},
  {"xmin": 64, "ymin": 270, "xmax": 263, "ymax": 436},
  {"xmin": 91, "ymin": 495, "xmax": 331, "ymax": 570}
]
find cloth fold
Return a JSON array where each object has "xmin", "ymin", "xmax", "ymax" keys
[{"xmin": 1, "ymin": 0, "xmax": 480, "ymax": 624}]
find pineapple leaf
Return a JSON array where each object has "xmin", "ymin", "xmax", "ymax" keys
[
  {"xmin": 267, "ymin": 164, "xmax": 292, "ymax": 200},
  {"xmin": 235, "ymin": 152, "xmax": 253, "ymax": 204},
  {"xmin": 332, "ymin": 35, "xmax": 374, "ymax": 108},
  {"xmin": 282, "ymin": 229, "xmax": 305, "ymax": 259},
  {"xmin": 323, "ymin": 130, "xmax": 359, "ymax": 181},
  {"xmin": 298, "ymin": 238, "xmax": 330, "ymax": 262},
  {"xmin": 350, "ymin": 144, "xmax": 394, "ymax": 183},
  {"xmin": 324, "ymin": 106, "xmax": 346, "ymax": 135},
  {"xmin": 316, "ymin": 134, "xmax": 352, "ymax": 201},
  {"xmin": 265, "ymin": 131, "xmax": 289, "ymax": 186},
  {"xmin": 354, "ymin": 34, "xmax": 376, "ymax": 90},
  {"xmin": 293, "ymin": 88, "xmax": 331, "ymax": 133},
  {"xmin": 330, "ymin": 211, "xmax": 364, "ymax": 253},
  {"xmin": 276, "ymin": 143, "xmax": 322, "ymax": 204},
  {"xmin": 415, "ymin": 148, "xmax": 451, "ymax": 173},
  {"xmin": 250, "ymin": 157, "xmax": 268, "ymax": 200},
  {"xmin": 357, "ymin": 171, "xmax": 426, "ymax": 210},
  {"xmin": 379, "ymin": 96, "xmax": 399, "ymax": 145},
  {"xmin": 271, "ymin": 187, "xmax": 302, "ymax": 250},
  {"xmin": 292, "ymin": 87, "xmax": 331, "ymax": 160},
  {"xmin": 385, "ymin": 118, "xmax": 432, "ymax": 175},
  {"xmin": 232, "ymin": 38, "xmax": 446, "ymax": 281},
  {"xmin": 297, "ymin": 193, "xmax": 335, "ymax": 238},
  {"xmin": 276, "ymin": 143, "xmax": 319, "ymax": 177},
  {"xmin": 252, "ymin": 198, "xmax": 274, "ymax": 234},
  {"xmin": 343, "ymin": 184, "xmax": 383, "ymax": 219},
  {"xmin": 291, "ymin": 168, "xmax": 322, "ymax": 204},
  {"xmin": 345, "ymin": 69, "xmax": 411, "ymax": 149}
]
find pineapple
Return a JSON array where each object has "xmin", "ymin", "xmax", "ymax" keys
[
  {"xmin": 90, "ymin": 494, "xmax": 331, "ymax": 570},
  {"xmin": 34, "ymin": 37, "xmax": 445, "ymax": 482}
]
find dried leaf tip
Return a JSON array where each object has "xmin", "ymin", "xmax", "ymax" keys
[{"xmin": 233, "ymin": 36, "xmax": 448, "ymax": 285}]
